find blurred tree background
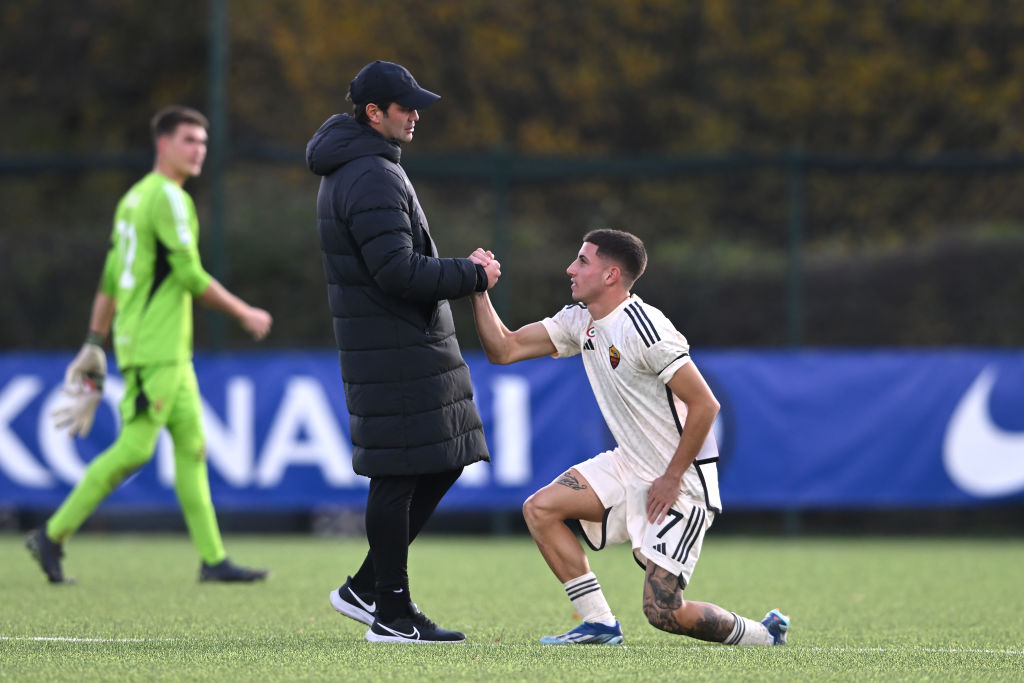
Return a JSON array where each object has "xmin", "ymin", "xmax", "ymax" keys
[{"xmin": 2, "ymin": 0, "xmax": 1024, "ymax": 350}]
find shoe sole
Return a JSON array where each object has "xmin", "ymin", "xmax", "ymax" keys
[
  {"xmin": 365, "ymin": 630, "xmax": 465, "ymax": 644},
  {"xmin": 329, "ymin": 589, "xmax": 374, "ymax": 626},
  {"xmin": 199, "ymin": 572, "xmax": 269, "ymax": 583},
  {"xmin": 539, "ymin": 635, "xmax": 624, "ymax": 645}
]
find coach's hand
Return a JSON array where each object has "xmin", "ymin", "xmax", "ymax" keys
[
  {"xmin": 468, "ymin": 248, "xmax": 494, "ymax": 266},
  {"xmin": 469, "ymin": 248, "xmax": 501, "ymax": 290}
]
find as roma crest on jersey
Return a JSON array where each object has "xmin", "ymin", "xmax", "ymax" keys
[{"xmin": 608, "ymin": 345, "xmax": 621, "ymax": 369}]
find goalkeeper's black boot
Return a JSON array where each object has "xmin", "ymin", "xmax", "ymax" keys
[
  {"xmin": 199, "ymin": 557, "xmax": 269, "ymax": 583},
  {"xmin": 25, "ymin": 528, "xmax": 72, "ymax": 584}
]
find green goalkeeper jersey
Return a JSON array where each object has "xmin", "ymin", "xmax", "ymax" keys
[{"xmin": 100, "ymin": 172, "xmax": 212, "ymax": 368}]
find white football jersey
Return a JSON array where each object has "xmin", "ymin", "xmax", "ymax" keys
[{"xmin": 541, "ymin": 295, "xmax": 722, "ymax": 512}]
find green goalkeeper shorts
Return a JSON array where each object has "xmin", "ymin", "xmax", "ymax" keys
[{"xmin": 119, "ymin": 362, "xmax": 199, "ymax": 426}]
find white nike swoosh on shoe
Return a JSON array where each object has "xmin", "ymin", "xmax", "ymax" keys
[
  {"xmin": 347, "ymin": 588, "xmax": 375, "ymax": 613},
  {"xmin": 377, "ymin": 623, "xmax": 420, "ymax": 640},
  {"xmin": 943, "ymin": 366, "xmax": 1024, "ymax": 497}
]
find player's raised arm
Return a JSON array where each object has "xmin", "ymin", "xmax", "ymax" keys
[{"xmin": 470, "ymin": 290, "xmax": 556, "ymax": 365}]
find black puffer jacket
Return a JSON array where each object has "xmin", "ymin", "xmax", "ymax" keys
[{"xmin": 307, "ymin": 113, "xmax": 490, "ymax": 476}]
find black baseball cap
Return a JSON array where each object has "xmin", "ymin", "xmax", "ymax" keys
[{"xmin": 349, "ymin": 61, "xmax": 440, "ymax": 110}]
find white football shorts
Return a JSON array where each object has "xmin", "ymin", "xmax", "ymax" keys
[{"xmin": 574, "ymin": 447, "xmax": 713, "ymax": 588}]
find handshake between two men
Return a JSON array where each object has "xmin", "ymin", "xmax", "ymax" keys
[{"xmin": 469, "ymin": 248, "xmax": 501, "ymax": 290}]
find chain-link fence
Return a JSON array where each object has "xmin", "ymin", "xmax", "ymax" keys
[{"xmin": 4, "ymin": 149, "xmax": 1024, "ymax": 351}]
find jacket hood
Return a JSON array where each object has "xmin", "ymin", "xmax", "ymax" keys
[{"xmin": 306, "ymin": 113, "xmax": 401, "ymax": 176}]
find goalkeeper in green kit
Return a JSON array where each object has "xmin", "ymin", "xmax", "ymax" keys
[{"xmin": 26, "ymin": 106, "xmax": 273, "ymax": 584}]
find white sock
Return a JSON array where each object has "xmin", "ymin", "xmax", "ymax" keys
[
  {"xmin": 722, "ymin": 612, "xmax": 774, "ymax": 646},
  {"xmin": 564, "ymin": 572, "xmax": 616, "ymax": 625}
]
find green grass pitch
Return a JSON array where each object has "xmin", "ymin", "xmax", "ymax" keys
[{"xmin": 2, "ymin": 533, "xmax": 1022, "ymax": 681}]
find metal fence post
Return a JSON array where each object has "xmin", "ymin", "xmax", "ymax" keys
[
  {"xmin": 491, "ymin": 147, "xmax": 510, "ymax": 318},
  {"xmin": 784, "ymin": 145, "xmax": 806, "ymax": 536},
  {"xmin": 786, "ymin": 145, "xmax": 805, "ymax": 348},
  {"xmin": 207, "ymin": 0, "xmax": 229, "ymax": 351}
]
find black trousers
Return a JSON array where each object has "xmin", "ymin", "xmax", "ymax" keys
[{"xmin": 351, "ymin": 467, "xmax": 462, "ymax": 619}]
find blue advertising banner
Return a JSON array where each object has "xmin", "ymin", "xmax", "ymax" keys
[{"xmin": 1, "ymin": 350, "xmax": 1023, "ymax": 511}]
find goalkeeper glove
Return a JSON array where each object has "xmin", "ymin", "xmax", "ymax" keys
[
  {"xmin": 64, "ymin": 333, "xmax": 107, "ymax": 390},
  {"xmin": 53, "ymin": 334, "xmax": 107, "ymax": 437},
  {"xmin": 52, "ymin": 381, "xmax": 103, "ymax": 437}
]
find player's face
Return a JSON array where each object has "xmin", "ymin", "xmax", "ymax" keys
[
  {"xmin": 566, "ymin": 242, "xmax": 608, "ymax": 303},
  {"xmin": 378, "ymin": 103, "xmax": 419, "ymax": 143},
  {"xmin": 160, "ymin": 123, "xmax": 208, "ymax": 180}
]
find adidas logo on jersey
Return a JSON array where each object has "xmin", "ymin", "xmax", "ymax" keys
[{"xmin": 583, "ymin": 339, "xmax": 595, "ymax": 350}]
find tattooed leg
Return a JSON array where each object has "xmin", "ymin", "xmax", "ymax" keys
[
  {"xmin": 523, "ymin": 468, "xmax": 605, "ymax": 583},
  {"xmin": 642, "ymin": 562, "xmax": 735, "ymax": 642},
  {"xmin": 554, "ymin": 471, "xmax": 589, "ymax": 491}
]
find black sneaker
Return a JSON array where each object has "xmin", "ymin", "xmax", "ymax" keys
[
  {"xmin": 329, "ymin": 577, "xmax": 376, "ymax": 625},
  {"xmin": 365, "ymin": 604, "xmax": 465, "ymax": 643},
  {"xmin": 25, "ymin": 528, "xmax": 72, "ymax": 584},
  {"xmin": 199, "ymin": 558, "xmax": 269, "ymax": 583}
]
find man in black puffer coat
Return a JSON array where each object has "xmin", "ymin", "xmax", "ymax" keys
[{"xmin": 307, "ymin": 61, "xmax": 501, "ymax": 644}]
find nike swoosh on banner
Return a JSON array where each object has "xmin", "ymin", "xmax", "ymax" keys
[
  {"xmin": 942, "ymin": 366, "xmax": 1024, "ymax": 497},
  {"xmin": 379, "ymin": 624, "xmax": 419, "ymax": 640}
]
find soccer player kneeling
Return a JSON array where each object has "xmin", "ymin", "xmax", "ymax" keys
[{"xmin": 470, "ymin": 230, "xmax": 789, "ymax": 646}]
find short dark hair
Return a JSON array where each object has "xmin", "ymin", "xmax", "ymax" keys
[
  {"xmin": 346, "ymin": 89, "xmax": 393, "ymax": 125},
  {"xmin": 150, "ymin": 106, "xmax": 208, "ymax": 141},
  {"xmin": 583, "ymin": 229, "xmax": 648, "ymax": 287}
]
